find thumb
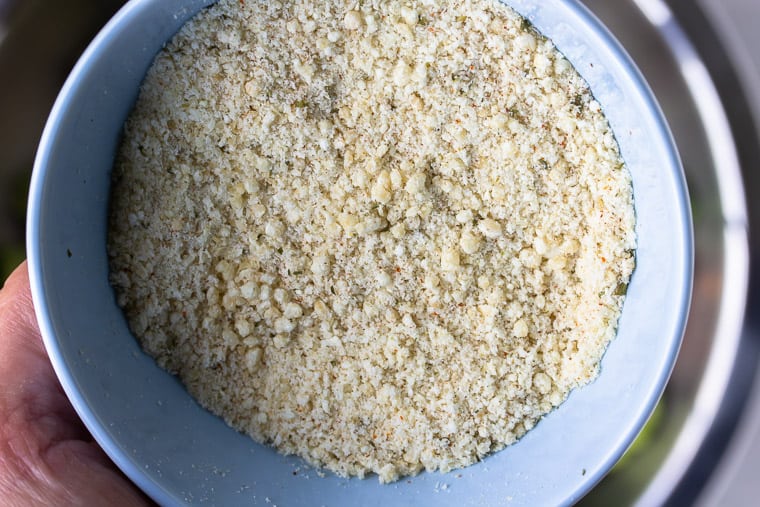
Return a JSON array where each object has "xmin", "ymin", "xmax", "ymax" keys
[{"xmin": 0, "ymin": 261, "xmax": 91, "ymax": 444}]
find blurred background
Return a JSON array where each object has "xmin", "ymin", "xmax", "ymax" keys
[{"xmin": 1, "ymin": 0, "xmax": 759, "ymax": 505}]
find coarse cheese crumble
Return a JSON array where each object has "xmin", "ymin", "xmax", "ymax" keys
[{"xmin": 108, "ymin": 0, "xmax": 636, "ymax": 483}]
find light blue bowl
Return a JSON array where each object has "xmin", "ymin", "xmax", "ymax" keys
[{"xmin": 26, "ymin": 0, "xmax": 692, "ymax": 505}]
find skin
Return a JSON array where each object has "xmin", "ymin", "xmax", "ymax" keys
[{"xmin": 0, "ymin": 262, "xmax": 150, "ymax": 506}]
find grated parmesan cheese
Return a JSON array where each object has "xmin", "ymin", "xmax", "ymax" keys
[{"xmin": 108, "ymin": 0, "xmax": 636, "ymax": 483}]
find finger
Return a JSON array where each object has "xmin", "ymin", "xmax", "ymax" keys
[
  {"xmin": 0, "ymin": 261, "xmax": 91, "ymax": 447},
  {"xmin": 0, "ymin": 262, "xmax": 153, "ymax": 506}
]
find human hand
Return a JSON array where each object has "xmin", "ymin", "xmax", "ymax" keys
[{"xmin": 0, "ymin": 261, "xmax": 150, "ymax": 506}]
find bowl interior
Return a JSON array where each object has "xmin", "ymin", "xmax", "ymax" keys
[{"xmin": 27, "ymin": 0, "xmax": 692, "ymax": 505}]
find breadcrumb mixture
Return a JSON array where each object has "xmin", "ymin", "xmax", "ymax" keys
[{"xmin": 108, "ymin": 0, "xmax": 635, "ymax": 483}]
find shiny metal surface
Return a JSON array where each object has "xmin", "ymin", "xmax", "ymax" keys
[
  {"xmin": 693, "ymin": 1, "xmax": 760, "ymax": 503},
  {"xmin": 580, "ymin": 0, "xmax": 756, "ymax": 504},
  {"xmin": 1, "ymin": 0, "xmax": 757, "ymax": 504}
]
